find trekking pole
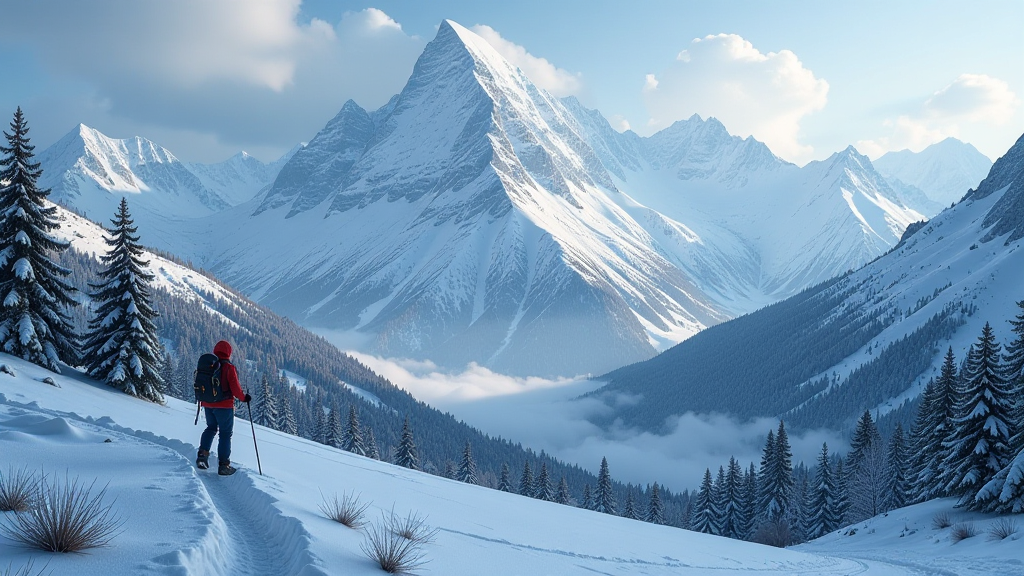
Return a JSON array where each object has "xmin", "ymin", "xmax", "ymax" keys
[
  {"xmin": 194, "ymin": 402, "xmax": 201, "ymax": 425},
  {"xmin": 246, "ymin": 399, "xmax": 263, "ymax": 475}
]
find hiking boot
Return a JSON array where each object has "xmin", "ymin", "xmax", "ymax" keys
[
  {"xmin": 218, "ymin": 461, "xmax": 237, "ymax": 476},
  {"xmin": 196, "ymin": 449, "xmax": 210, "ymax": 470}
]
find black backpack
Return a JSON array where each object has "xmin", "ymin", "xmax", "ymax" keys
[{"xmin": 193, "ymin": 353, "xmax": 231, "ymax": 403}]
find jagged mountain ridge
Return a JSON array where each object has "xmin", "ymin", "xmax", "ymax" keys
[
  {"xmin": 874, "ymin": 138, "xmax": 993, "ymax": 210},
  {"xmin": 40, "ymin": 20, "xmax": 937, "ymax": 378},
  {"xmin": 597, "ymin": 132, "xmax": 1024, "ymax": 433}
]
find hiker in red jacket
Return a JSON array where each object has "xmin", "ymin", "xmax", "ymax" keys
[{"xmin": 196, "ymin": 340, "xmax": 250, "ymax": 475}]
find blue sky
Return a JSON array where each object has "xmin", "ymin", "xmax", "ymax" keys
[{"xmin": 0, "ymin": 0, "xmax": 1020, "ymax": 165}]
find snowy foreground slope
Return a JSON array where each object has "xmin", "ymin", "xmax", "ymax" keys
[{"xmin": 3, "ymin": 359, "xmax": 1023, "ymax": 576}]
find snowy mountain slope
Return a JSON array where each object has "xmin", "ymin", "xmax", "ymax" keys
[
  {"xmin": 598, "ymin": 132, "xmax": 1024, "ymax": 432},
  {"xmin": 874, "ymin": 138, "xmax": 993, "ymax": 208},
  {"xmin": 7, "ymin": 356, "xmax": 1022, "ymax": 576},
  {"xmin": 563, "ymin": 101, "xmax": 926, "ymax": 301},
  {"xmin": 187, "ymin": 145, "xmax": 300, "ymax": 206},
  {"xmin": 198, "ymin": 20, "xmax": 733, "ymax": 377}
]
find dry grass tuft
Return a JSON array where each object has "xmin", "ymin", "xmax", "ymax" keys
[
  {"xmin": 318, "ymin": 490, "xmax": 370, "ymax": 529},
  {"xmin": 950, "ymin": 521, "xmax": 977, "ymax": 543},
  {"xmin": 932, "ymin": 511, "xmax": 953, "ymax": 530},
  {"xmin": 987, "ymin": 518, "xmax": 1018, "ymax": 541},
  {"xmin": 0, "ymin": 466, "xmax": 36, "ymax": 513}
]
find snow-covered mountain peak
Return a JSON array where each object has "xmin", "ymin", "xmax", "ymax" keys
[
  {"xmin": 973, "ymin": 132, "xmax": 1024, "ymax": 244},
  {"xmin": 874, "ymin": 138, "xmax": 992, "ymax": 207}
]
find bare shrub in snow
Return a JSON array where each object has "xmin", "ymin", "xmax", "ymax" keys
[
  {"xmin": 950, "ymin": 522, "xmax": 977, "ymax": 543},
  {"xmin": 386, "ymin": 509, "xmax": 439, "ymax": 544},
  {"xmin": 987, "ymin": 518, "xmax": 1018, "ymax": 541},
  {"xmin": 361, "ymin": 513, "xmax": 430, "ymax": 574},
  {"xmin": 0, "ymin": 473, "xmax": 123, "ymax": 552},
  {"xmin": 932, "ymin": 511, "xmax": 953, "ymax": 529},
  {"xmin": 0, "ymin": 466, "xmax": 36, "ymax": 512},
  {"xmin": 319, "ymin": 490, "xmax": 369, "ymax": 529}
]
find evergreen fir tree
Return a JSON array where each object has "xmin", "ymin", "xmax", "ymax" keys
[
  {"xmin": 792, "ymin": 472, "xmax": 811, "ymax": 544},
  {"xmin": 312, "ymin": 395, "xmax": 326, "ymax": 444},
  {"xmin": 756, "ymin": 429, "xmax": 777, "ymax": 523},
  {"xmin": 709, "ymin": 466, "xmax": 726, "ymax": 535},
  {"xmin": 739, "ymin": 463, "xmax": 758, "ymax": 539},
  {"xmin": 0, "ymin": 108, "xmax": 78, "ymax": 372},
  {"xmin": 691, "ymin": 468, "xmax": 715, "ymax": 534},
  {"xmin": 82, "ymin": 199, "xmax": 164, "ymax": 401},
  {"xmin": 806, "ymin": 443, "xmax": 839, "ymax": 539},
  {"xmin": 834, "ymin": 459, "xmax": 850, "ymax": 526},
  {"xmin": 846, "ymin": 410, "xmax": 882, "ymax": 473},
  {"xmin": 847, "ymin": 411, "xmax": 887, "ymax": 521},
  {"xmin": 394, "ymin": 417, "xmax": 419, "ymax": 470},
  {"xmin": 581, "ymin": 483, "xmax": 593, "ymax": 510},
  {"xmin": 907, "ymin": 377, "xmax": 939, "ymax": 501},
  {"xmin": 256, "ymin": 375, "xmax": 279, "ymax": 428},
  {"xmin": 278, "ymin": 392, "xmax": 297, "ymax": 435},
  {"xmin": 342, "ymin": 404, "xmax": 366, "ymax": 455},
  {"xmin": 498, "ymin": 463, "xmax": 514, "ymax": 492},
  {"xmin": 325, "ymin": 402, "xmax": 343, "ymax": 448},
  {"xmin": 534, "ymin": 462, "xmax": 553, "ymax": 501},
  {"xmin": 556, "ymin": 476, "xmax": 571, "ymax": 505},
  {"xmin": 443, "ymin": 460, "xmax": 457, "ymax": 479},
  {"xmin": 914, "ymin": 348, "xmax": 959, "ymax": 500},
  {"xmin": 759, "ymin": 422, "xmax": 794, "ymax": 523},
  {"xmin": 721, "ymin": 457, "xmax": 744, "ymax": 539},
  {"xmin": 1003, "ymin": 301, "xmax": 1024, "ymax": 454},
  {"xmin": 159, "ymin": 345, "xmax": 176, "ymax": 398},
  {"xmin": 595, "ymin": 457, "xmax": 616, "ymax": 514},
  {"xmin": 623, "ymin": 488, "xmax": 640, "ymax": 520},
  {"xmin": 885, "ymin": 423, "xmax": 910, "ymax": 511},
  {"xmin": 364, "ymin": 427, "xmax": 380, "ymax": 460},
  {"xmin": 943, "ymin": 322, "xmax": 1014, "ymax": 503},
  {"xmin": 646, "ymin": 482, "xmax": 664, "ymax": 524},
  {"xmin": 457, "ymin": 441, "xmax": 477, "ymax": 484},
  {"xmin": 519, "ymin": 461, "xmax": 534, "ymax": 496}
]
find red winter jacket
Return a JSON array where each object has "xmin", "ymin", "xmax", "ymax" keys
[{"xmin": 201, "ymin": 341, "xmax": 245, "ymax": 409}]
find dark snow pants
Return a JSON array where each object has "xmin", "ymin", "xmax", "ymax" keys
[{"xmin": 200, "ymin": 407, "xmax": 235, "ymax": 464}]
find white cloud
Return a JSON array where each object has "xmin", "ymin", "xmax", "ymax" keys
[
  {"xmin": 351, "ymin": 352, "xmax": 845, "ymax": 492},
  {"xmin": 0, "ymin": 2, "xmax": 424, "ymax": 161},
  {"xmin": 858, "ymin": 74, "xmax": 1019, "ymax": 159},
  {"xmin": 471, "ymin": 25, "xmax": 582, "ymax": 97},
  {"xmin": 642, "ymin": 34, "xmax": 829, "ymax": 163}
]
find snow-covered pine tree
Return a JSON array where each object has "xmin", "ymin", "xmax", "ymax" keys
[
  {"xmin": 0, "ymin": 108, "xmax": 78, "ymax": 372},
  {"xmin": 312, "ymin": 394, "xmax": 326, "ymax": 444},
  {"xmin": 691, "ymin": 468, "xmax": 715, "ymax": 534},
  {"xmin": 325, "ymin": 402, "xmax": 343, "ymax": 449},
  {"xmin": 1004, "ymin": 301, "xmax": 1024, "ymax": 454},
  {"xmin": 457, "ymin": 441, "xmax": 477, "ymax": 484},
  {"xmin": 534, "ymin": 462, "xmax": 553, "ymax": 501},
  {"xmin": 739, "ymin": 463, "xmax": 758, "ymax": 539},
  {"xmin": 278, "ymin": 392, "xmax": 297, "ymax": 435},
  {"xmin": 833, "ymin": 459, "xmax": 850, "ymax": 526},
  {"xmin": 364, "ymin": 427, "xmax": 380, "ymax": 460},
  {"xmin": 519, "ymin": 461, "xmax": 533, "ymax": 496},
  {"xmin": 581, "ymin": 483, "xmax": 593, "ymax": 510},
  {"xmin": 792, "ymin": 473, "xmax": 811, "ymax": 544},
  {"xmin": 342, "ymin": 404, "xmax": 366, "ymax": 455},
  {"xmin": 721, "ymin": 457, "xmax": 743, "ymax": 539},
  {"xmin": 159, "ymin": 345, "xmax": 176, "ymax": 398},
  {"xmin": 256, "ymin": 375, "xmax": 279, "ymax": 428},
  {"xmin": 394, "ymin": 416, "xmax": 419, "ymax": 470},
  {"xmin": 942, "ymin": 322, "xmax": 1014, "ymax": 504},
  {"xmin": 556, "ymin": 476, "xmax": 571, "ymax": 505},
  {"xmin": 846, "ymin": 410, "xmax": 882, "ymax": 474},
  {"xmin": 646, "ymin": 482, "xmax": 664, "ymax": 524},
  {"xmin": 885, "ymin": 423, "xmax": 910, "ymax": 511},
  {"xmin": 595, "ymin": 457, "xmax": 616, "ymax": 514},
  {"xmin": 82, "ymin": 199, "xmax": 164, "ymax": 401},
  {"xmin": 913, "ymin": 348, "xmax": 959, "ymax": 499},
  {"xmin": 806, "ymin": 443, "xmax": 838, "ymax": 539},
  {"xmin": 498, "ymin": 463, "xmax": 513, "ymax": 492},
  {"xmin": 759, "ymin": 422, "xmax": 794, "ymax": 524},
  {"xmin": 709, "ymin": 466, "xmax": 726, "ymax": 535},
  {"xmin": 756, "ymin": 429, "xmax": 777, "ymax": 524},
  {"xmin": 443, "ymin": 460, "xmax": 457, "ymax": 479},
  {"xmin": 623, "ymin": 488, "xmax": 640, "ymax": 520},
  {"xmin": 907, "ymin": 377, "xmax": 939, "ymax": 501}
]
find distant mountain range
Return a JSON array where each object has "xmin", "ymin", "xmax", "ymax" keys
[
  {"xmin": 597, "ymin": 132, "xmax": 1024, "ymax": 433},
  {"xmin": 36, "ymin": 20, "xmax": 997, "ymax": 378}
]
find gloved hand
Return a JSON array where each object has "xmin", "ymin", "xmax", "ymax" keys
[{"xmin": 244, "ymin": 393, "xmax": 252, "ymax": 403}]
